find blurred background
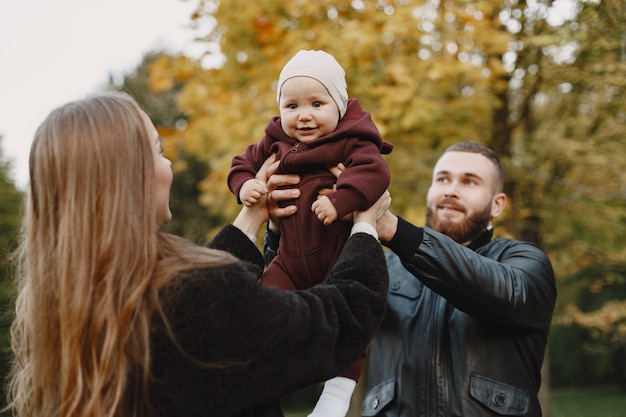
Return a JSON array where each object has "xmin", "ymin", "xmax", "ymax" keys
[{"xmin": 0, "ymin": 1, "xmax": 624, "ymax": 416}]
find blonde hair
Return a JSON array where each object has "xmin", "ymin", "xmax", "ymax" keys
[{"xmin": 8, "ymin": 93, "xmax": 235, "ymax": 417}]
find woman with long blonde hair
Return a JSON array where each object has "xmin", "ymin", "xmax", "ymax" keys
[{"xmin": 7, "ymin": 93, "xmax": 390, "ymax": 417}]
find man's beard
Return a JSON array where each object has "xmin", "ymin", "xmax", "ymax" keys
[{"xmin": 426, "ymin": 202, "xmax": 491, "ymax": 244}]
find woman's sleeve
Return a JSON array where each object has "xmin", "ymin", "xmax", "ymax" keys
[
  {"xmin": 164, "ymin": 232, "xmax": 388, "ymax": 414},
  {"xmin": 208, "ymin": 223, "xmax": 265, "ymax": 269}
]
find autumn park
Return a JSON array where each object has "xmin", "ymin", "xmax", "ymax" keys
[{"xmin": 0, "ymin": 0, "xmax": 625, "ymax": 415}]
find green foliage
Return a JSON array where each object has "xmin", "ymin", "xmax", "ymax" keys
[
  {"xmin": 142, "ymin": 0, "xmax": 625, "ymax": 386},
  {"xmin": 161, "ymin": 150, "xmax": 224, "ymax": 243},
  {"xmin": 550, "ymin": 389, "xmax": 626, "ymax": 417},
  {"xmin": 0, "ymin": 136, "xmax": 23, "ymax": 411},
  {"xmin": 549, "ymin": 324, "xmax": 626, "ymax": 388},
  {"xmin": 107, "ymin": 50, "xmax": 187, "ymax": 130},
  {"xmin": 107, "ymin": 52, "xmax": 229, "ymax": 242},
  {"xmin": 510, "ymin": 0, "xmax": 626, "ymax": 354},
  {"xmin": 151, "ymin": 0, "xmax": 518, "ymax": 227}
]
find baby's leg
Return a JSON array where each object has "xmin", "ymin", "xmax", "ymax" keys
[
  {"xmin": 260, "ymin": 256, "xmax": 297, "ymax": 291},
  {"xmin": 308, "ymin": 376, "xmax": 356, "ymax": 417}
]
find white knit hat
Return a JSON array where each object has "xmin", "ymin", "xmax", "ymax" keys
[{"xmin": 276, "ymin": 50, "xmax": 348, "ymax": 118}]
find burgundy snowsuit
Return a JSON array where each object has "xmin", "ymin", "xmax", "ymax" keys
[{"xmin": 228, "ymin": 98, "xmax": 392, "ymax": 379}]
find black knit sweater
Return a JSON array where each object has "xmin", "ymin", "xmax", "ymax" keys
[{"xmin": 149, "ymin": 224, "xmax": 388, "ymax": 417}]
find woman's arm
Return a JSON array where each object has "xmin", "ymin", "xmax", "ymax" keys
[
  {"xmin": 231, "ymin": 154, "xmax": 277, "ymax": 241},
  {"xmin": 162, "ymin": 231, "xmax": 388, "ymax": 416},
  {"xmin": 156, "ymin": 193, "xmax": 390, "ymax": 416}
]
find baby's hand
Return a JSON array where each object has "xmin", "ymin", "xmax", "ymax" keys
[
  {"xmin": 312, "ymin": 196, "xmax": 338, "ymax": 225},
  {"xmin": 240, "ymin": 178, "xmax": 268, "ymax": 207}
]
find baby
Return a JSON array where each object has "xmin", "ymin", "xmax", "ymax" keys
[{"xmin": 228, "ymin": 50, "xmax": 392, "ymax": 417}]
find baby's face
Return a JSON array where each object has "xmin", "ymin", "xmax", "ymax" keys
[{"xmin": 278, "ymin": 76, "xmax": 340, "ymax": 142}]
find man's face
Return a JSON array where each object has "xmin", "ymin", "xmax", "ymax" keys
[{"xmin": 425, "ymin": 151, "xmax": 504, "ymax": 244}]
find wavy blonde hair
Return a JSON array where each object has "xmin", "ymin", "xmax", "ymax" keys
[{"xmin": 7, "ymin": 93, "xmax": 236, "ymax": 417}]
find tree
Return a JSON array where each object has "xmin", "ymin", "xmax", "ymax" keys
[
  {"xmin": 151, "ymin": 0, "xmax": 519, "ymax": 235},
  {"xmin": 145, "ymin": 0, "xmax": 626, "ymax": 401},
  {"xmin": 0, "ymin": 136, "xmax": 24, "ymax": 413},
  {"xmin": 507, "ymin": 0, "xmax": 626, "ymax": 353},
  {"xmin": 107, "ymin": 51, "xmax": 228, "ymax": 243}
]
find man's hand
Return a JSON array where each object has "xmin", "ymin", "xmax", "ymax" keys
[
  {"xmin": 317, "ymin": 162, "xmax": 346, "ymax": 198},
  {"xmin": 328, "ymin": 162, "xmax": 346, "ymax": 179},
  {"xmin": 316, "ymin": 162, "xmax": 355, "ymax": 222},
  {"xmin": 375, "ymin": 208, "xmax": 398, "ymax": 243},
  {"xmin": 264, "ymin": 155, "xmax": 301, "ymax": 233}
]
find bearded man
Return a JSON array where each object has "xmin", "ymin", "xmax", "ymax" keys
[
  {"xmin": 361, "ymin": 141, "xmax": 556, "ymax": 417},
  {"xmin": 264, "ymin": 141, "xmax": 556, "ymax": 417}
]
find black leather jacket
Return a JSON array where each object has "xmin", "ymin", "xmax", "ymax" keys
[{"xmin": 362, "ymin": 217, "xmax": 556, "ymax": 417}]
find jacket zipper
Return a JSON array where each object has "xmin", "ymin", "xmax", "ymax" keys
[{"xmin": 427, "ymin": 291, "xmax": 452, "ymax": 416}]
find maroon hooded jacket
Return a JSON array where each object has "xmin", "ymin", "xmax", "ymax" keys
[{"xmin": 228, "ymin": 98, "xmax": 392, "ymax": 291}]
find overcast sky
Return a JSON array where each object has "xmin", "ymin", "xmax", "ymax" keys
[{"xmin": 0, "ymin": 0, "xmax": 199, "ymax": 189}]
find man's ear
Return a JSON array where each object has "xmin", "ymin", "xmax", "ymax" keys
[{"xmin": 490, "ymin": 192, "xmax": 507, "ymax": 219}]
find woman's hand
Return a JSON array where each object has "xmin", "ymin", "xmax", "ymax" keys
[
  {"xmin": 232, "ymin": 155, "xmax": 279, "ymax": 239},
  {"xmin": 353, "ymin": 190, "xmax": 391, "ymax": 229}
]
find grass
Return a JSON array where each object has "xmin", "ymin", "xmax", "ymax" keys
[
  {"xmin": 284, "ymin": 411, "xmax": 308, "ymax": 417},
  {"xmin": 550, "ymin": 388, "xmax": 626, "ymax": 417}
]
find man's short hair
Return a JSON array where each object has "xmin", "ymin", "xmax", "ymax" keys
[{"xmin": 443, "ymin": 141, "xmax": 504, "ymax": 192}]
